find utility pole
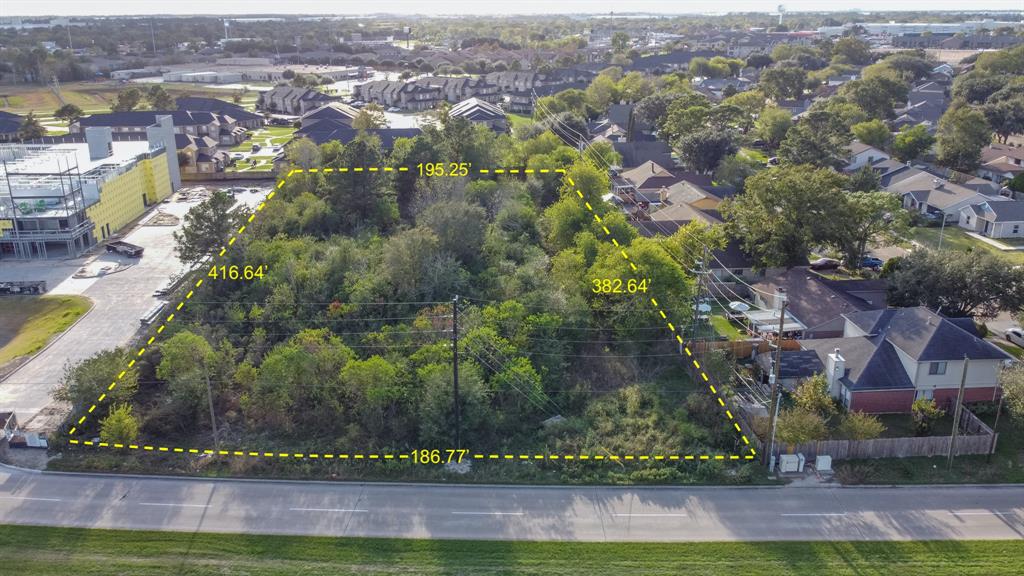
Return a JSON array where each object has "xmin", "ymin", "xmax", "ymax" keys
[
  {"xmin": 452, "ymin": 295, "xmax": 461, "ymax": 449},
  {"xmin": 763, "ymin": 289, "xmax": 787, "ymax": 468},
  {"xmin": 947, "ymin": 354, "xmax": 969, "ymax": 471},
  {"xmin": 690, "ymin": 246, "xmax": 709, "ymax": 342},
  {"xmin": 987, "ymin": 378, "xmax": 1005, "ymax": 463},
  {"xmin": 150, "ymin": 20, "xmax": 157, "ymax": 55},
  {"xmin": 203, "ymin": 362, "xmax": 219, "ymax": 449}
]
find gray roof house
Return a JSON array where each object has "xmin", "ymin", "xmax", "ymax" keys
[
  {"xmin": 959, "ymin": 200, "xmax": 1024, "ymax": 240},
  {"xmin": 257, "ymin": 86, "xmax": 338, "ymax": 116},
  {"xmin": 448, "ymin": 97, "xmax": 507, "ymax": 131},
  {"xmin": 751, "ymin": 267, "xmax": 888, "ymax": 339},
  {"xmin": 0, "ymin": 111, "xmax": 23, "ymax": 142},
  {"xmin": 766, "ymin": 307, "xmax": 1011, "ymax": 413},
  {"xmin": 885, "ymin": 169, "xmax": 1008, "ymax": 222}
]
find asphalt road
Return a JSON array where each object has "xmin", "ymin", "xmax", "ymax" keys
[{"xmin": 1, "ymin": 464, "xmax": 1022, "ymax": 541}]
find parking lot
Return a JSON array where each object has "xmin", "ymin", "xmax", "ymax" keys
[{"xmin": 0, "ymin": 184, "xmax": 270, "ymax": 430}]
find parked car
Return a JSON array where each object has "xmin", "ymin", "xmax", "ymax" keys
[
  {"xmin": 1007, "ymin": 327, "xmax": 1024, "ymax": 348},
  {"xmin": 860, "ymin": 256, "xmax": 884, "ymax": 269},
  {"xmin": 387, "ymin": 106, "xmax": 401, "ymax": 113},
  {"xmin": 231, "ymin": 152, "xmax": 245, "ymax": 159},
  {"xmin": 809, "ymin": 257, "xmax": 841, "ymax": 271}
]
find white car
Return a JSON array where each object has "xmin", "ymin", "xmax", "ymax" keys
[
  {"xmin": 387, "ymin": 107, "xmax": 401, "ymax": 113},
  {"xmin": 1007, "ymin": 327, "xmax": 1024, "ymax": 348}
]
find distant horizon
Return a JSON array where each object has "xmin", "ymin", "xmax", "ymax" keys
[{"xmin": 7, "ymin": 1, "xmax": 1024, "ymax": 18}]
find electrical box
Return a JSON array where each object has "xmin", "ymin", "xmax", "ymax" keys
[
  {"xmin": 815, "ymin": 455, "xmax": 832, "ymax": 473},
  {"xmin": 779, "ymin": 454, "xmax": 800, "ymax": 473}
]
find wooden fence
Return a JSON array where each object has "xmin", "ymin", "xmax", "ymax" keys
[
  {"xmin": 692, "ymin": 338, "xmax": 802, "ymax": 359},
  {"xmin": 772, "ymin": 406, "xmax": 998, "ymax": 461}
]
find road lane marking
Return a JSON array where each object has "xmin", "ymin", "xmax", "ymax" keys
[
  {"xmin": 289, "ymin": 507, "xmax": 368, "ymax": 513},
  {"xmin": 780, "ymin": 513, "xmax": 847, "ymax": 517},
  {"xmin": 948, "ymin": 511, "xmax": 1016, "ymax": 516},
  {"xmin": 451, "ymin": 511, "xmax": 524, "ymax": 516},
  {"xmin": 0, "ymin": 495, "xmax": 62, "ymax": 502},
  {"xmin": 611, "ymin": 513, "xmax": 689, "ymax": 517},
  {"xmin": 139, "ymin": 502, "xmax": 209, "ymax": 508}
]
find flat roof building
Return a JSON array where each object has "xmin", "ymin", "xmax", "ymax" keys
[{"xmin": 1, "ymin": 118, "xmax": 177, "ymax": 259}]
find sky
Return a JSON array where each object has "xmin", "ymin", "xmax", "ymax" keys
[{"xmin": 7, "ymin": 1, "xmax": 1024, "ymax": 17}]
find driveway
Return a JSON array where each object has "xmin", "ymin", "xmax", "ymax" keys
[{"xmin": 0, "ymin": 187, "xmax": 270, "ymax": 430}]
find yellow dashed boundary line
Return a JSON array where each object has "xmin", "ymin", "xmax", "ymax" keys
[
  {"xmin": 66, "ymin": 441, "xmax": 755, "ymax": 461},
  {"xmin": 65, "ymin": 165, "xmax": 753, "ymax": 463},
  {"xmin": 570, "ymin": 183, "xmax": 757, "ymax": 460}
]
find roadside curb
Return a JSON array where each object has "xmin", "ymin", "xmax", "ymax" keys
[{"xmin": 4, "ymin": 461, "xmax": 1024, "ymax": 491}]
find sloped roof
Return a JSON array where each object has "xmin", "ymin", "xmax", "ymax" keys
[
  {"xmin": 176, "ymin": 96, "xmax": 262, "ymax": 122},
  {"xmin": 801, "ymin": 336, "xmax": 916, "ymax": 391},
  {"xmin": 300, "ymin": 102, "xmax": 359, "ymax": 124},
  {"xmin": 295, "ymin": 120, "xmax": 420, "ymax": 149},
  {"xmin": 753, "ymin": 267, "xmax": 887, "ymax": 332},
  {"xmin": 262, "ymin": 86, "xmax": 336, "ymax": 103},
  {"xmin": 77, "ymin": 110, "xmax": 219, "ymax": 128},
  {"xmin": 884, "ymin": 170, "xmax": 982, "ymax": 210},
  {"xmin": 842, "ymin": 306, "xmax": 1011, "ymax": 362},
  {"xmin": 968, "ymin": 200, "xmax": 1024, "ymax": 222},
  {"xmin": 449, "ymin": 97, "xmax": 505, "ymax": 121},
  {"xmin": 612, "ymin": 141, "xmax": 673, "ymax": 168},
  {"xmin": 0, "ymin": 110, "xmax": 22, "ymax": 135}
]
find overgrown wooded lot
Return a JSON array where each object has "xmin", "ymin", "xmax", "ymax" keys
[{"xmin": 56, "ymin": 114, "xmax": 760, "ymax": 483}]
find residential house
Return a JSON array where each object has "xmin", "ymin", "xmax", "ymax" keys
[
  {"xmin": 885, "ymin": 168, "xmax": 1008, "ymax": 223},
  {"xmin": 771, "ymin": 307, "xmax": 1011, "ymax": 413},
  {"xmin": 625, "ymin": 50, "xmax": 720, "ymax": 74},
  {"xmin": 72, "ymin": 110, "xmax": 248, "ymax": 146},
  {"xmin": 632, "ymin": 219, "xmax": 759, "ymax": 281},
  {"xmin": 292, "ymin": 119, "xmax": 420, "ymax": 149},
  {"xmin": 693, "ymin": 76, "xmax": 756, "ymax": 101},
  {"xmin": 846, "ymin": 141, "xmax": 891, "ymax": 172},
  {"xmin": 751, "ymin": 267, "xmax": 888, "ymax": 339},
  {"xmin": 353, "ymin": 76, "xmax": 500, "ymax": 111},
  {"xmin": 175, "ymin": 97, "xmax": 264, "ymax": 130},
  {"xmin": 257, "ymin": 86, "xmax": 338, "ymax": 116},
  {"xmin": 299, "ymin": 102, "xmax": 360, "ymax": 128},
  {"xmin": 175, "ymin": 133, "xmax": 230, "ymax": 174},
  {"xmin": 448, "ymin": 97, "xmax": 508, "ymax": 132},
  {"xmin": 0, "ymin": 111, "xmax": 22, "ymax": 142},
  {"xmin": 977, "ymin": 143, "xmax": 1024, "ymax": 184},
  {"xmin": 611, "ymin": 141, "xmax": 674, "ymax": 169},
  {"xmin": 506, "ymin": 80, "xmax": 590, "ymax": 114},
  {"xmin": 612, "ymin": 160, "xmax": 712, "ymax": 207},
  {"xmin": 928, "ymin": 63, "xmax": 955, "ymax": 84},
  {"xmin": 959, "ymin": 200, "xmax": 1024, "ymax": 239},
  {"xmin": 354, "ymin": 80, "xmax": 441, "ymax": 111},
  {"xmin": 891, "ymin": 82, "xmax": 949, "ymax": 133}
]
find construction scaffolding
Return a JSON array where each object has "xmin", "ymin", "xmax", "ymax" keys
[{"xmin": 0, "ymin": 144, "xmax": 94, "ymax": 259}]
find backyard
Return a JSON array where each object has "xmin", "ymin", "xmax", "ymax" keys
[{"xmin": 835, "ymin": 406, "xmax": 1024, "ymax": 485}]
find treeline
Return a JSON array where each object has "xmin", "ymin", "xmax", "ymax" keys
[{"xmin": 58, "ymin": 112, "xmax": 749, "ymax": 472}]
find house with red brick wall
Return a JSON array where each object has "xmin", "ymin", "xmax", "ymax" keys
[{"xmin": 767, "ymin": 307, "xmax": 1012, "ymax": 413}]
